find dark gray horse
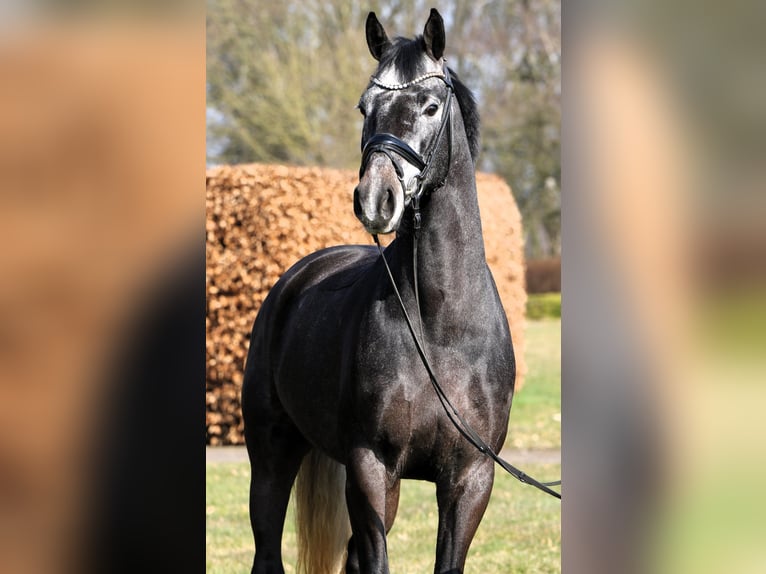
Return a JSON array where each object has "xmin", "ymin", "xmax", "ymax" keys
[{"xmin": 242, "ymin": 9, "xmax": 515, "ymax": 574}]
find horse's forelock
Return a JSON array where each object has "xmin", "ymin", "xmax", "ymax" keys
[{"xmin": 376, "ymin": 36, "xmax": 428, "ymax": 83}]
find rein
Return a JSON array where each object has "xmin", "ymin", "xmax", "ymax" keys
[
  {"xmin": 372, "ymin": 235, "xmax": 562, "ymax": 500},
  {"xmin": 363, "ymin": 62, "xmax": 561, "ymax": 500}
]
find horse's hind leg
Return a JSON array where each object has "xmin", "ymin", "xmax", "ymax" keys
[
  {"xmin": 245, "ymin": 415, "xmax": 309, "ymax": 574},
  {"xmin": 434, "ymin": 459, "xmax": 495, "ymax": 574}
]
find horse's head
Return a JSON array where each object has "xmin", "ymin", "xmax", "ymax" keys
[{"xmin": 354, "ymin": 9, "xmax": 453, "ymax": 235}]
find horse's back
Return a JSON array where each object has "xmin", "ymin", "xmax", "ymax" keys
[{"xmin": 255, "ymin": 243, "xmax": 376, "ymax": 328}]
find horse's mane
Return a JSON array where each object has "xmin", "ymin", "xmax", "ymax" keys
[{"xmin": 377, "ymin": 36, "xmax": 481, "ymax": 163}]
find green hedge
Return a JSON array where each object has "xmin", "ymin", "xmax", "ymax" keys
[{"xmin": 526, "ymin": 292, "xmax": 561, "ymax": 320}]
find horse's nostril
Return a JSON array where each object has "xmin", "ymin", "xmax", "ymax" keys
[
  {"xmin": 379, "ymin": 187, "xmax": 395, "ymax": 218},
  {"xmin": 353, "ymin": 187, "xmax": 363, "ymax": 218}
]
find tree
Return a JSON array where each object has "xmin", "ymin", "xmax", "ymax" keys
[{"xmin": 207, "ymin": 0, "xmax": 561, "ymax": 258}]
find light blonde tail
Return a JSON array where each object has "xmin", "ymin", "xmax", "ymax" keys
[{"xmin": 295, "ymin": 449, "xmax": 351, "ymax": 574}]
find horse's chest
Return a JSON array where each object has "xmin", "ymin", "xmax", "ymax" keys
[
  {"xmin": 349, "ymin": 307, "xmax": 513, "ymax": 469},
  {"xmin": 354, "ymin": 349, "xmax": 507, "ymax": 452}
]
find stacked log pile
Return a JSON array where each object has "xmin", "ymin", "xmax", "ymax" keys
[{"xmin": 206, "ymin": 163, "xmax": 526, "ymax": 445}]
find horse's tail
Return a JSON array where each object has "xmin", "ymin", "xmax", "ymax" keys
[{"xmin": 295, "ymin": 449, "xmax": 351, "ymax": 574}]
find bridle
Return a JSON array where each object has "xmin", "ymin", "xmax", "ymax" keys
[
  {"xmin": 359, "ymin": 62, "xmax": 454, "ymax": 230},
  {"xmin": 361, "ymin": 60, "xmax": 562, "ymax": 500}
]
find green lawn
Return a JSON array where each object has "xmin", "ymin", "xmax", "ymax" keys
[
  {"xmin": 207, "ymin": 319, "xmax": 561, "ymax": 573},
  {"xmin": 507, "ymin": 319, "xmax": 561, "ymax": 450},
  {"xmin": 207, "ymin": 461, "xmax": 561, "ymax": 573}
]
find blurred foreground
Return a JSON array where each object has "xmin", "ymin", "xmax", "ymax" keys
[
  {"xmin": 564, "ymin": 2, "xmax": 766, "ymax": 573},
  {"xmin": 0, "ymin": 5, "xmax": 205, "ymax": 573}
]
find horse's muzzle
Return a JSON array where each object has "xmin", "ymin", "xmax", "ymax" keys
[{"xmin": 354, "ymin": 155, "xmax": 404, "ymax": 234}]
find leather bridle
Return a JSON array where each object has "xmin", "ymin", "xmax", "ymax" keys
[{"xmin": 359, "ymin": 63, "xmax": 454, "ymax": 230}]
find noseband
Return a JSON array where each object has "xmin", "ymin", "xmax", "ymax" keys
[{"xmin": 359, "ymin": 63, "xmax": 454, "ymax": 228}]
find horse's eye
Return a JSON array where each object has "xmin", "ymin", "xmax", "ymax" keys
[{"xmin": 425, "ymin": 103, "xmax": 439, "ymax": 117}]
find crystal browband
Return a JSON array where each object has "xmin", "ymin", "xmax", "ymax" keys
[{"xmin": 370, "ymin": 71, "xmax": 447, "ymax": 91}]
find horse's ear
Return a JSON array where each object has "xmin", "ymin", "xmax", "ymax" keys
[
  {"xmin": 366, "ymin": 12, "xmax": 390, "ymax": 61},
  {"xmin": 423, "ymin": 8, "xmax": 446, "ymax": 61}
]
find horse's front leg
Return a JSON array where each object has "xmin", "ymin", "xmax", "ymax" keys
[
  {"xmin": 434, "ymin": 458, "xmax": 495, "ymax": 574},
  {"xmin": 344, "ymin": 446, "xmax": 394, "ymax": 574},
  {"xmin": 346, "ymin": 476, "xmax": 400, "ymax": 572}
]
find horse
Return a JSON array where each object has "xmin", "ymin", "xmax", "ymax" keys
[{"xmin": 242, "ymin": 9, "xmax": 515, "ymax": 574}]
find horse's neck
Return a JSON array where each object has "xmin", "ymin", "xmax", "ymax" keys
[
  {"xmin": 421, "ymin": 178, "xmax": 485, "ymax": 268},
  {"xmin": 393, "ymin": 167, "xmax": 489, "ymax": 320}
]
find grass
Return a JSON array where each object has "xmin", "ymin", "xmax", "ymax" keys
[
  {"xmin": 507, "ymin": 319, "xmax": 561, "ymax": 450},
  {"xmin": 207, "ymin": 318, "xmax": 560, "ymax": 572},
  {"xmin": 207, "ymin": 461, "xmax": 561, "ymax": 573}
]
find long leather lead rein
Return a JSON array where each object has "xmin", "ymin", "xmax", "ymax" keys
[{"xmin": 372, "ymin": 234, "xmax": 562, "ymax": 500}]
